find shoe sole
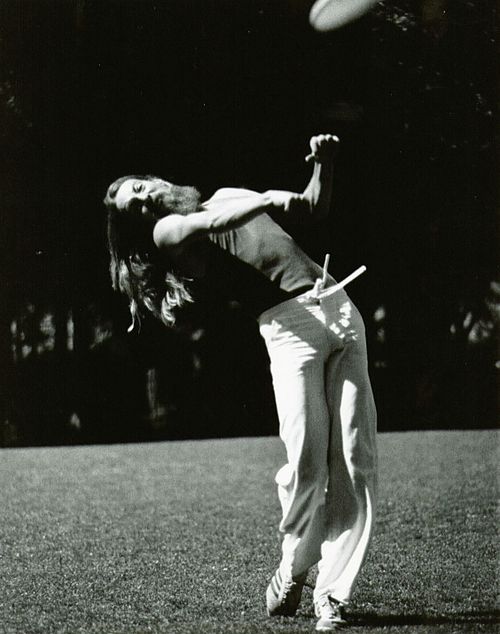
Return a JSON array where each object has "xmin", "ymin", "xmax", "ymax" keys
[{"xmin": 316, "ymin": 619, "xmax": 347, "ymax": 631}]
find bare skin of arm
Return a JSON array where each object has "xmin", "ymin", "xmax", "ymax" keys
[
  {"xmin": 153, "ymin": 134, "xmax": 339, "ymax": 252},
  {"xmin": 153, "ymin": 189, "xmax": 275, "ymax": 249},
  {"xmin": 266, "ymin": 133, "xmax": 339, "ymax": 222}
]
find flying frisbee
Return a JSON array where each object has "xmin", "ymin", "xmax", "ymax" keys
[{"xmin": 309, "ymin": 0, "xmax": 379, "ymax": 31}]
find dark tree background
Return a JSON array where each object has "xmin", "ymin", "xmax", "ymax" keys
[{"xmin": 0, "ymin": 0, "xmax": 497, "ymax": 446}]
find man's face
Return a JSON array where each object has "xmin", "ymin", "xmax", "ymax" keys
[
  {"xmin": 114, "ymin": 177, "xmax": 201, "ymax": 223},
  {"xmin": 114, "ymin": 177, "xmax": 173, "ymax": 223}
]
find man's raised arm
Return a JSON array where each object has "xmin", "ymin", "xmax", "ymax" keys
[
  {"xmin": 153, "ymin": 134, "xmax": 339, "ymax": 251},
  {"xmin": 267, "ymin": 133, "xmax": 339, "ymax": 222}
]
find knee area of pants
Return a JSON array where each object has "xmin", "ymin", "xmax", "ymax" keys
[
  {"xmin": 296, "ymin": 465, "xmax": 328, "ymax": 499},
  {"xmin": 276, "ymin": 463, "xmax": 327, "ymax": 495}
]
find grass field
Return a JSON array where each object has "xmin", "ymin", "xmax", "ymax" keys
[{"xmin": 0, "ymin": 430, "xmax": 498, "ymax": 634}]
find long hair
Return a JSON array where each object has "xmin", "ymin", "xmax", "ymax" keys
[{"xmin": 104, "ymin": 175, "xmax": 193, "ymax": 331}]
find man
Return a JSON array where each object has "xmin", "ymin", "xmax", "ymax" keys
[{"xmin": 104, "ymin": 134, "xmax": 377, "ymax": 631}]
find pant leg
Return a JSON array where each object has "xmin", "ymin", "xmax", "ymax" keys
[
  {"xmin": 314, "ymin": 294, "xmax": 378, "ymax": 604},
  {"xmin": 259, "ymin": 302, "xmax": 331, "ymax": 578}
]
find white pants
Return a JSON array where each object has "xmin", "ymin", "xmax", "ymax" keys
[{"xmin": 258, "ymin": 288, "xmax": 377, "ymax": 604}]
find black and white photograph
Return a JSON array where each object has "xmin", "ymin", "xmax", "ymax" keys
[{"xmin": 0, "ymin": 1, "xmax": 497, "ymax": 633}]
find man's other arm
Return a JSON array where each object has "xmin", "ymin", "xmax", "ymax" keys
[{"xmin": 153, "ymin": 188, "xmax": 273, "ymax": 249}]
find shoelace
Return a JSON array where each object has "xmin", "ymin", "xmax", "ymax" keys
[
  {"xmin": 279, "ymin": 575, "xmax": 312, "ymax": 603},
  {"xmin": 281, "ymin": 577, "xmax": 299, "ymax": 597},
  {"xmin": 317, "ymin": 595, "xmax": 344, "ymax": 620}
]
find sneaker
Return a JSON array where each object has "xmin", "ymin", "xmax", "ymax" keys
[
  {"xmin": 315, "ymin": 594, "xmax": 347, "ymax": 630},
  {"xmin": 266, "ymin": 568, "xmax": 308, "ymax": 617}
]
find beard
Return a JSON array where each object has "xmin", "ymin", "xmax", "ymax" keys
[{"xmin": 156, "ymin": 184, "xmax": 201, "ymax": 218}]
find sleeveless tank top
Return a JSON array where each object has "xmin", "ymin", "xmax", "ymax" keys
[{"xmin": 190, "ymin": 213, "xmax": 324, "ymax": 317}]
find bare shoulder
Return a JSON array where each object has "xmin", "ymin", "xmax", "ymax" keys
[{"xmin": 202, "ymin": 187, "xmax": 259, "ymax": 205}]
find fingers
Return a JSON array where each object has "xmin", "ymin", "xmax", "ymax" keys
[
  {"xmin": 309, "ymin": 133, "xmax": 340, "ymax": 154},
  {"xmin": 305, "ymin": 133, "xmax": 340, "ymax": 163}
]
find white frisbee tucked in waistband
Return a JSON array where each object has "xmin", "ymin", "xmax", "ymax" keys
[{"xmin": 309, "ymin": 0, "xmax": 379, "ymax": 31}]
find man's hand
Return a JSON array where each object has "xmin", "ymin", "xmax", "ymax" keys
[{"xmin": 305, "ymin": 134, "xmax": 340, "ymax": 164}]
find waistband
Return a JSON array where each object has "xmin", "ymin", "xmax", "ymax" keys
[{"xmin": 258, "ymin": 265, "xmax": 366, "ymax": 323}]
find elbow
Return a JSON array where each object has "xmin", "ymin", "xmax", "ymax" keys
[
  {"xmin": 261, "ymin": 191, "xmax": 279, "ymax": 213},
  {"xmin": 264, "ymin": 190, "xmax": 304, "ymax": 215}
]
